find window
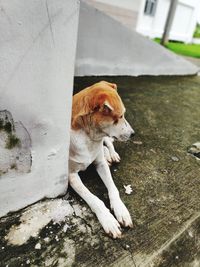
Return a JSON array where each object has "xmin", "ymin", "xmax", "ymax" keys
[{"xmin": 144, "ymin": 0, "xmax": 158, "ymax": 16}]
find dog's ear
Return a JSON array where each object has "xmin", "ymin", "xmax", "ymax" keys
[
  {"xmin": 95, "ymin": 93, "xmax": 114, "ymax": 115},
  {"xmin": 72, "ymin": 92, "xmax": 114, "ymax": 129},
  {"xmin": 99, "ymin": 100, "xmax": 113, "ymax": 115},
  {"xmin": 72, "ymin": 95, "xmax": 91, "ymax": 129},
  {"xmin": 100, "ymin": 81, "xmax": 117, "ymax": 90}
]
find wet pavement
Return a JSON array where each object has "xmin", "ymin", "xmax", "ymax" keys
[{"xmin": 1, "ymin": 75, "xmax": 200, "ymax": 267}]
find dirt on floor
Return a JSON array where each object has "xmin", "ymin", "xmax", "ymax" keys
[{"xmin": 0, "ymin": 75, "xmax": 200, "ymax": 267}]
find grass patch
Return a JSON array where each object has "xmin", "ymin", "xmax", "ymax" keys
[
  {"xmin": 10, "ymin": 163, "xmax": 17, "ymax": 170},
  {"xmin": 154, "ymin": 38, "xmax": 200, "ymax": 58},
  {"xmin": 0, "ymin": 119, "xmax": 12, "ymax": 133},
  {"xmin": 0, "ymin": 116, "xmax": 20, "ymax": 149}
]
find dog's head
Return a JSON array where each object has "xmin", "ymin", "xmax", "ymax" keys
[{"xmin": 72, "ymin": 81, "xmax": 134, "ymax": 141}]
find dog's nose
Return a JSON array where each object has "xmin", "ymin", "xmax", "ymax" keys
[{"xmin": 130, "ymin": 130, "xmax": 135, "ymax": 138}]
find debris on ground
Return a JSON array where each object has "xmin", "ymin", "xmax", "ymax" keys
[
  {"xmin": 123, "ymin": 184, "xmax": 133, "ymax": 195},
  {"xmin": 171, "ymin": 156, "xmax": 179, "ymax": 162},
  {"xmin": 133, "ymin": 140, "xmax": 143, "ymax": 145},
  {"xmin": 35, "ymin": 243, "xmax": 41, "ymax": 250}
]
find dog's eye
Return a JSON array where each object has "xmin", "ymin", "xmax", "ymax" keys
[{"xmin": 119, "ymin": 115, "xmax": 123, "ymax": 119}]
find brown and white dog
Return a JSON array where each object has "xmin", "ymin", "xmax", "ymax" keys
[{"xmin": 69, "ymin": 81, "xmax": 134, "ymax": 238}]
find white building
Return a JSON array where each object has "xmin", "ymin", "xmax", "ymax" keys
[{"xmin": 85, "ymin": 0, "xmax": 200, "ymax": 43}]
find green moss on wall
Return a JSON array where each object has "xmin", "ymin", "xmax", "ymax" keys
[{"xmin": 5, "ymin": 134, "xmax": 21, "ymax": 149}]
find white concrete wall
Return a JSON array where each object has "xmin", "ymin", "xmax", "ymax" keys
[
  {"xmin": 137, "ymin": 0, "xmax": 200, "ymax": 42},
  {"xmin": 0, "ymin": 0, "xmax": 80, "ymax": 217}
]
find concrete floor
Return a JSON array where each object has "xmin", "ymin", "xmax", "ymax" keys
[{"xmin": 1, "ymin": 75, "xmax": 200, "ymax": 267}]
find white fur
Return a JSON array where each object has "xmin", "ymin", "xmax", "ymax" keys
[
  {"xmin": 101, "ymin": 116, "xmax": 134, "ymax": 141},
  {"xmin": 69, "ymin": 114, "xmax": 134, "ymax": 238},
  {"xmin": 103, "ymin": 137, "xmax": 120, "ymax": 164}
]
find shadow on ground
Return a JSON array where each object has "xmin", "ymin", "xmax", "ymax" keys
[{"xmin": 0, "ymin": 76, "xmax": 200, "ymax": 267}]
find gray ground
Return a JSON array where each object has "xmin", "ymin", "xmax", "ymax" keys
[{"xmin": 1, "ymin": 75, "xmax": 200, "ymax": 267}]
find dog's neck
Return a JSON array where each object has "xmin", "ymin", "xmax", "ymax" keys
[{"xmin": 78, "ymin": 115, "xmax": 107, "ymax": 142}]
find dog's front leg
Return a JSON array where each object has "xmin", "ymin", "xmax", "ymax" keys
[
  {"xmin": 103, "ymin": 137, "xmax": 120, "ymax": 163},
  {"xmin": 69, "ymin": 172, "xmax": 122, "ymax": 238},
  {"xmin": 95, "ymin": 155, "xmax": 133, "ymax": 228}
]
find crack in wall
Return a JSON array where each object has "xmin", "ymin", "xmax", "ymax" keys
[{"xmin": 45, "ymin": 0, "xmax": 55, "ymax": 46}]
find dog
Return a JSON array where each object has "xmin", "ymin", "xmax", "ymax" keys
[{"xmin": 69, "ymin": 81, "xmax": 134, "ymax": 238}]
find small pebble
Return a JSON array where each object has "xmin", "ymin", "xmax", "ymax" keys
[
  {"xmin": 171, "ymin": 156, "xmax": 179, "ymax": 162},
  {"xmin": 35, "ymin": 243, "xmax": 41, "ymax": 250},
  {"xmin": 44, "ymin": 237, "xmax": 50, "ymax": 242},
  {"xmin": 188, "ymin": 231, "xmax": 193, "ymax": 238},
  {"xmin": 63, "ymin": 224, "xmax": 70, "ymax": 233}
]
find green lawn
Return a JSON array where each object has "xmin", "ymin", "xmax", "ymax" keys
[{"xmin": 154, "ymin": 38, "xmax": 200, "ymax": 58}]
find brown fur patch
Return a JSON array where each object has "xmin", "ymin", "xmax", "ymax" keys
[{"xmin": 72, "ymin": 81, "xmax": 124, "ymax": 130}]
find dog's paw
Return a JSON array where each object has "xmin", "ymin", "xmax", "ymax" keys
[
  {"xmin": 110, "ymin": 150, "xmax": 121, "ymax": 163},
  {"xmin": 104, "ymin": 146, "xmax": 120, "ymax": 165},
  {"xmin": 97, "ymin": 210, "xmax": 122, "ymax": 238},
  {"xmin": 110, "ymin": 200, "xmax": 133, "ymax": 228}
]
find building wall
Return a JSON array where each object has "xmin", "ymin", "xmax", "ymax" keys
[
  {"xmin": 137, "ymin": 0, "xmax": 200, "ymax": 42},
  {"xmin": 0, "ymin": 0, "xmax": 80, "ymax": 217}
]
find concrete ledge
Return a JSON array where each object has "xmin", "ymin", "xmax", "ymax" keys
[
  {"xmin": 83, "ymin": 0, "xmax": 138, "ymax": 29},
  {"xmin": 75, "ymin": 2, "xmax": 199, "ymax": 76}
]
